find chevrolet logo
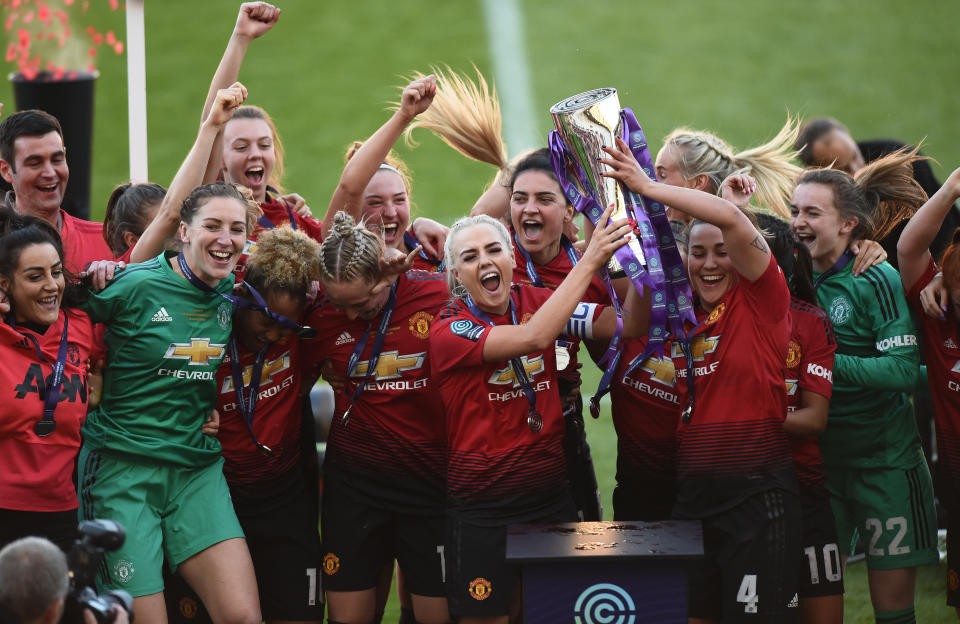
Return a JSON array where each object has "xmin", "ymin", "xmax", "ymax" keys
[
  {"xmin": 671, "ymin": 335, "xmax": 720, "ymax": 363},
  {"xmin": 164, "ymin": 338, "xmax": 226, "ymax": 366},
  {"xmin": 221, "ymin": 353, "xmax": 291, "ymax": 392},
  {"xmin": 786, "ymin": 379, "xmax": 798, "ymax": 396},
  {"xmin": 639, "ymin": 355, "xmax": 676, "ymax": 386},
  {"xmin": 351, "ymin": 350, "xmax": 425, "ymax": 380},
  {"xmin": 488, "ymin": 355, "xmax": 544, "ymax": 386}
]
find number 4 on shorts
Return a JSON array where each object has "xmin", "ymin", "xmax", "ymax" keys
[{"xmin": 737, "ymin": 574, "xmax": 758, "ymax": 613}]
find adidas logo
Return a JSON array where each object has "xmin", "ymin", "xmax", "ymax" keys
[
  {"xmin": 13, "ymin": 337, "xmax": 30, "ymax": 350},
  {"xmin": 151, "ymin": 307, "xmax": 174, "ymax": 323},
  {"xmin": 787, "ymin": 593, "xmax": 798, "ymax": 608},
  {"xmin": 335, "ymin": 331, "xmax": 355, "ymax": 346},
  {"xmin": 945, "ymin": 338, "xmax": 959, "ymax": 350}
]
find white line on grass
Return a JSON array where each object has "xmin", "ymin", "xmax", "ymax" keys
[{"xmin": 482, "ymin": 0, "xmax": 540, "ymax": 156}]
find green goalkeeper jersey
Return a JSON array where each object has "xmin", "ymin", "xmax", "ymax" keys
[
  {"xmin": 81, "ymin": 252, "xmax": 235, "ymax": 467},
  {"xmin": 814, "ymin": 256, "xmax": 924, "ymax": 469}
]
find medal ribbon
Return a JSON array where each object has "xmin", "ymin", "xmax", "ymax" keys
[
  {"xmin": 813, "ymin": 249, "xmax": 854, "ymax": 290},
  {"xmin": 464, "ymin": 293, "xmax": 543, "ymax": 433},
  {"xmin": 228, "ymin": 337, "xmax": 272, "ymax": 454},
  {"xmin": 403, "ymin": 231, "xmax": 444, "ymax": 270},
  {"xmin": 258, "ymin": 189, "xmax": 299, "ymax": 231},
  {"xmin": 17, "ymin": 314, "xmax": 70, "ymax": 437},
  {"xmin": 342, "ymin": 283, "xmax": 398, "ymax": 426}
]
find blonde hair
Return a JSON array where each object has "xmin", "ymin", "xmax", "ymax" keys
[
  {"xmin": 402, "ymin": 65, "xmax": 508, "ymax": 170},
  {"xmin": 245, "ymin": 225, "xmax": 321, "ymax": 299},
  {"xmin": 663, "ymin": 116, "xmax": 802, "ymax": 218},
  {"xmin": 443, "ymin": 214, "xmax": 512, "ymax": 299},
  {"xmin": 319, "ymin": 211, "xmax": 385, "ymax": 284}
]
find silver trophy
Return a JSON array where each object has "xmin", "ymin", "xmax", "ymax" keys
[{"xmin": 550, "ymin": 88, "xmax": 646, "ymax": 271}]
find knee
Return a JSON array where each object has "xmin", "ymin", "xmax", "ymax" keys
[{"xmin": 217, "ymin": 605, "xmax": 261, "ymax": 624}]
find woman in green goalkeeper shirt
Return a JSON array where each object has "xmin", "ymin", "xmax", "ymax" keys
[
  {"xmin": 789, "ymin": 148, "xmax": 934, "ymax": 624},
  {"xmin": 77, "ymin": 181, "xmax": 261, "ymax": 624}
]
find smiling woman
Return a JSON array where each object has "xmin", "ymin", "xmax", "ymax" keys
[
  {"xmin": 76, "ymin": 182, "xmax": 262, "ymax": 624},
  {"xmin": 0, "ymin": 208, "xmax": 97, "ymax": 553}
]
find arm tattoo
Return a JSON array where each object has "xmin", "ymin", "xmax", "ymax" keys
[{"xmin": 749, "ymin": 235, "xmax": 768, "ymax": 253}]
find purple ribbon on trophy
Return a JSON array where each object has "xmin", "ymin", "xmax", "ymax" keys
[{"xmin": 547, "ymin": 88, "xmax": 696, "ymax": 416}]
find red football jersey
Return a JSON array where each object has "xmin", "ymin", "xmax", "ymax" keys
[
  {"xmin": 60, "ymin": 210, "xmax": 112, "ymax": 272},
  {"xmin": 234, "ymin": 195, "xmax": 324, "ymax": 280},
  {"xmin": 670, "ymin": 254, "xmax": 795, "ymax": 517},
  {"xmin": 216, "ymin": 335, "xmax": 302, "ymax": 488},
  {"xmin": 304, "ymin": 270, "xmax": 449, "ymax": 511},
  {"xmin": 610, "ymin": 336, "xmax": 680, "ymax": 486},
  {"xmin": 908, "ymin": 258, "xmax": 960, "ymax": 487},
  {"xmin": 0, "ymin": 309, "xmax": 95, "ymax": 511},
  {"xmin": 430, "ymin": 283, "xmax": 603, "ymax": 521},
  {"xmin": 785, "ymin": 297, "xmax": 836, "ymax": 493},
  {"xmin": 511, "ymin": 243, "xmax": 609, "ymax": 386}
]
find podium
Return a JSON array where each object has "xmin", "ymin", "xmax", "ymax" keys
[{"xmin": 506, "ymin": 520, "xmax": 703, "ymax": 623}]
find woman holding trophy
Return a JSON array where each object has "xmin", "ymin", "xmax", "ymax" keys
[{"xmin": 602, "ymin": 138, "xmax": 801, "ymax": 623}]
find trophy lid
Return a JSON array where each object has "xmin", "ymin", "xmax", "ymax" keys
[{"xmin": 549, "ymin": 88, "xmax": 618, "ymax": 115}]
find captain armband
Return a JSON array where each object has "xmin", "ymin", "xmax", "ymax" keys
[{"xmin": 564, "ymin": 302, "xmax": 599, "ymax": 340}]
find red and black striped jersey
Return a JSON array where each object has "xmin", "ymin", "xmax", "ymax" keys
[
  {"xmin": 430, "ymin": 283, "xmax": 590, "ymax": 522},
  {"xmin": 304, "ymin": 270, "xmax": 449, "ymax": 512},
  {"xmin": 0, "ymin": 309, "xmax": 96, "ymax": 512},
  {"xmin": 786, "ymin": 297, "xmax": 835, "ymax": 494},
  {"xmin": 216, "ymin": 335, "xmax": 302, "ymax": 491},
  {"xmin": 908, "ymin": 258, "xmax": 960, "ymax": 493},
  {"xmin": 670, "ymin": 254, "xmax": 796, "ymax": 518},
  {"xmin": 610, "ymin": 336, "xmax": 680, "ymax": 488}
]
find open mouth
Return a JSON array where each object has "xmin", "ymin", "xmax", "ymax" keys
[
  {"xmin": 245, "ymin": 167, "xmax": 264, "ymax": 186},
  {"xmin": 383, "ymin": 223, "xmax": 399, "ymax": 238},
  {"xmin": 37, "ymin": 183, "xmax": 58, "ymax": 193},
  {"xmin": 699, "ymin": 274, "xmax": 724, "ymax": 285},
  {"xmin": 480, "ymin": 270, "xmax": 501, "ymax": 293},
  {"xmin": 37, "ymin": 295, "xmax": 58, "ymax": 307},
  {"xmin": 209, "ymin": 249, "xmax": 233, "ymax": 263},
  {"xmin": 521, "ymin": 220, "xmax": 544, "ymax": 241}
]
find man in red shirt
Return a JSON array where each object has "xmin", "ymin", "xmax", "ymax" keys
[{"xmin": 0, "ymin": 110, "xmax": 112, "ymax": 273}]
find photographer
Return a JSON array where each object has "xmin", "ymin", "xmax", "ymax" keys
[{"xmin": 0, "ymin": 537, "xmax": 68, "ymax": 624}]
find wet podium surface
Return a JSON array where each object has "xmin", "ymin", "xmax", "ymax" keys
[{"xmin": 506, "ymin": 520, "xmax": 703, "ymax": 623}]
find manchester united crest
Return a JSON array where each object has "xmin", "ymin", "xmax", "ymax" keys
[
  {"xmin": 785, "ymin": 340, "xmax": 802, "ymax": 369},
  {"xmin": 704, "ymin": 302, "xmax": 726, "ymax": 326},
  {"xmin": 179, "ymin": 597, "xmax": 199, "ymax": 619},
  {"xmin": 322, "ymin": 553, "xmax": 340, "ymax": 575},
  {"xmin": 408, "ymin": 311, "xmax": 433, "ymax": 339},
  {"xmin": 469, "ymin": 577, "xmax": 492, "ymax": 600}
]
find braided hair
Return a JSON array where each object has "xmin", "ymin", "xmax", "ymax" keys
[{"xmin": 318, "ymin": 212, "xmax": 384, "ymax": 285}]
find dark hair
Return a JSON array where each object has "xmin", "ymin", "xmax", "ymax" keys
[
  {"xmin": 796, "ymin": 147, "xmax": 927, "ymax": 241},
  {"xmin": 0, "ymin": 110, "xmax": 64, "ymax": 169},
  {"xmin": 102, "ymin": 182, "xmax": 167, "ymax": 257},
  {"xmin": 0, "ymin": 206, "xmax": 85, "ymax": 317},
  {"xmin": 795, "ymin": 117, "xmax": 848, "ymax": 167},
  {"xmin": 508, "ymin": 148, "xmax": 567, "ymax": 201},
  {"xmin": 755, "ymin": 212, "xmax": 817, "ymax": 304}
]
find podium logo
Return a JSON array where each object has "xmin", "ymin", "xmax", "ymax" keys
[{"xmin": 574, "ymin": 583, "xmax": 637, "ymax": 624}]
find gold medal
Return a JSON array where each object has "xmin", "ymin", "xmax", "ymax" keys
[{"xmin": 555, "ymin": 343, "xmax": 570, "ymax": 371}]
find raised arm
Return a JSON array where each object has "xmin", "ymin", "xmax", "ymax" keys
[
  {"xmin": 130, "ymin": 83, "xmax": 248, "ymax": 263},
  {"xmin": 481, "ymin": 206, "xmax": 633, "ymax": 361},
  {"xmin": 898, "ymin": 166, "xmax": 960, "ymax": 290},
  {"xmin": 602, "ymin": 137, "xmax": 770, "ymax": 281},
  {"xmin": 324, "ymin": 75, "xmax": 436, "ymax": 238},
  {"xmin": 201, "ymin": 2, "xmax": 280, "ymax": 121}
]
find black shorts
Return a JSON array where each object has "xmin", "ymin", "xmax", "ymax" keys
[
  {"xmin": 445, "ymin": 499, "xmax": 577, "ymax": 618},
  {"xmin": 163, "ymin": 476, "xmax": 324, "ymax": 623},
  {"xmin": 797, "ymin": 489, "xmax": 844, "ymax": 598},
  {"xmin": 239, "ymin": 483, "xmax": 324, "ymax": 620},
  {"xmin": 321, "ymin": 475, "xmax": 445, "ymax": 597},
  {"xmin": 612, "ymin": 479, "xmax": 676, "ymax": 521},
  {"xmin": 947, "ymin": 509, "xmax": 960, "ymax": 607},
  {"xmin": 562, "ymin": 394, "xmax": 602, "ymax": 521},
  {"xmin": 686, "ymin": 488, "xmax": 801, "ymax": 623}
]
